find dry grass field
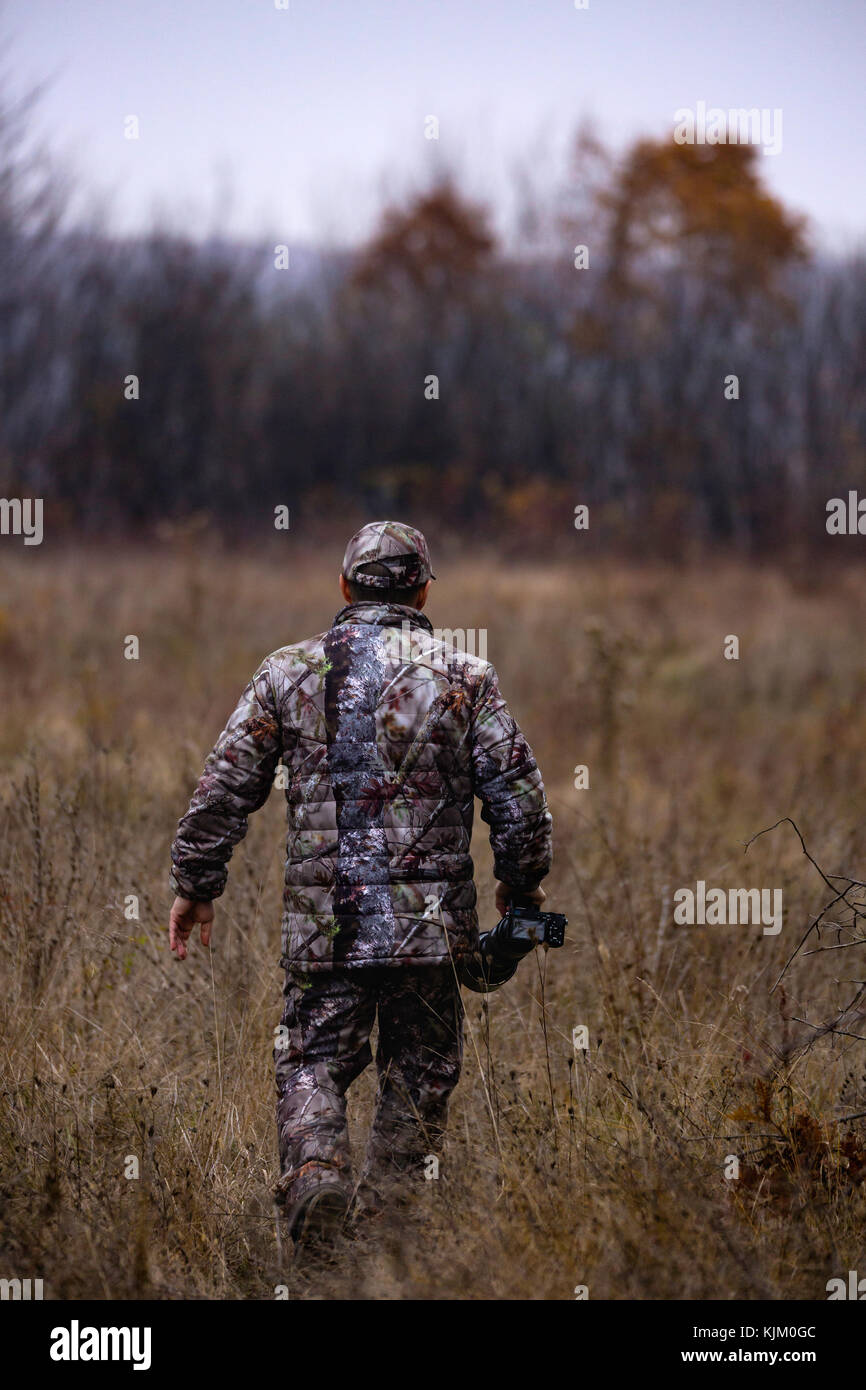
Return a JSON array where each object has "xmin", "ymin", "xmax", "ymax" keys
[{"xmin": 2, "ymin": 540, "xmax": 866, "ymax": 1300}]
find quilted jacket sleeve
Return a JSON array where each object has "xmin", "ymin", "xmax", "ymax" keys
[
  {"xmin": 169, "ymin": 661, "xmax": 282, "ymax": 901},
  {"xmin": 470, "ymin": 664, "xmax": 553, "ymax": 892}
]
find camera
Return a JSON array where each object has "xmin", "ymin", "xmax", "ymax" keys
[{"xmin": 460, "ymin": 903, "xmax": 568, "ymax": 992}]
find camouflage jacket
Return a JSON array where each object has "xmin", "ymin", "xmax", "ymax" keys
[{"xmin": 170, "ymin": 601, "xmax": 552, "ymax": 971}]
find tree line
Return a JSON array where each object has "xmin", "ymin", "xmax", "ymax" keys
[{"xmin": 1, "ymin": 89, "xmax": 864, "ymax": 556}]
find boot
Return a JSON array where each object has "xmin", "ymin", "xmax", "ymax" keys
[{"xmin": 285, "ymin": 1181, "xmax": 349, "ymax": 1246}]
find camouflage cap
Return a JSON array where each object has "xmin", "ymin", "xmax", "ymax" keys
[{"xmin": 341, "ymin": 520, "xmax": 435, "ymax": 591}]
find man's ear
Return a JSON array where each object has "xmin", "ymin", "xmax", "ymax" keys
[
  {"xmin": 339, "ymin": 574, "xmax": 352, "ymax": 603},
  {"xmin": 415, "ymin": 580, "xmax": 431, "ymax": 610}
]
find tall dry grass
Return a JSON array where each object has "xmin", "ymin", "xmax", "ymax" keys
[{"xmin": 1, "ymin": 541, "xmax": 866, "ymax": 1299}]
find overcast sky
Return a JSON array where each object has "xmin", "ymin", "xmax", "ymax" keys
[{"xmin": 7, "ymin": 0, "xmax": 866, "ymax": 250}]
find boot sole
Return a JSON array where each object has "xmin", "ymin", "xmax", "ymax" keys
[{"xmin": 293, "ymin": 1189, "xmax": 349, "ymax": 1245}]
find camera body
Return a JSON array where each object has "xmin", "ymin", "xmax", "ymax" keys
[
  {"xmin": 460, "ymin": 903, "xmax": 568, "ymax": 993},
  {"xmin": 485, "ymin": 904, "xmax": 568, "ymax": 958}
]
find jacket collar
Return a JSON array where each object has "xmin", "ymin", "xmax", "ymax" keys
[{"xmin": 332, "ymin": 601, "xmax": 433, "ymax": 633}]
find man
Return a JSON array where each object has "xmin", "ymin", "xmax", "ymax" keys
[{"xmin": 168, "ymin": 521, "xmax": 552, "ymax": 1242}]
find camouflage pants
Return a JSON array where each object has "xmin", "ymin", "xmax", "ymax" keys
[{"xmin": 274, "ymin": 965, "xmax": 464, "ymax": 1207}]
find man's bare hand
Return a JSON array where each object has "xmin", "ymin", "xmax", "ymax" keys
[
  {"xmin": 169, "ymin": 896, "xmax": 214, "ymax": 960},
  {"xmin": 494, "ymin": 880, "xmax": 546, "ymax": 916}
]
